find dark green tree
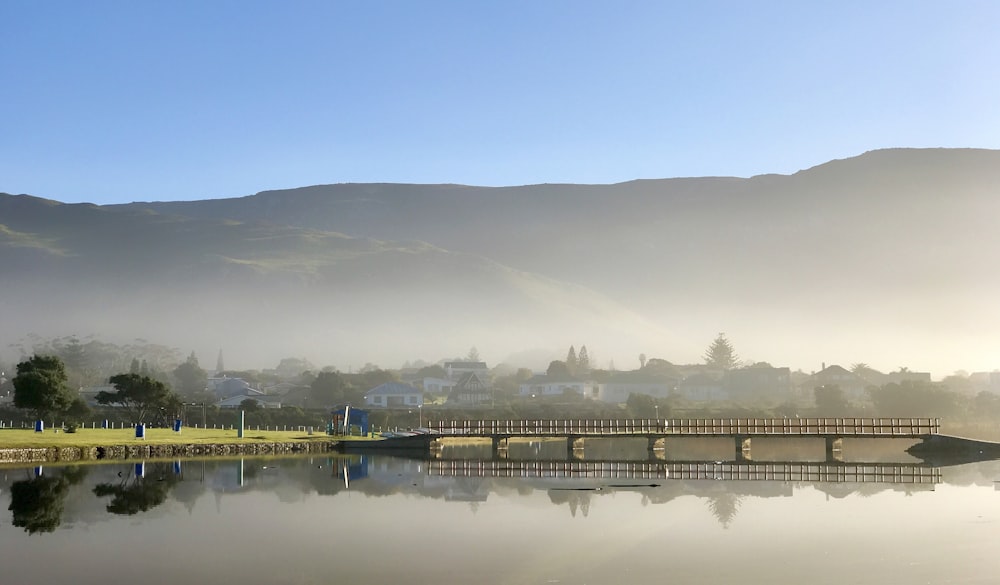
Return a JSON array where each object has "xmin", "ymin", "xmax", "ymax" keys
[
  {"xmin": 704, "ymin": 333, "xmax": 738, "ymax": 370},
  {"xmin": 625, "ymin": 393, "xmax": 657, "ymax": 417},
  {"xmin": 577, "ymin": 346, "xmax": 590, "ymax": 374},
  {"xmin": 12, "ymin": 355, "xmax": 75, "ymax": 421},
  {"xmin": 814, "ymin": 385, "xmax": 850, "ymax": 416},
  {"xmin": 311, "ymin": 371, "xmax": 347, "ymax": 407},
  {"xmin": 239, "ymin": 398, "xmax": 261, "ymax": 412},
  {"xmin": 415, "ymin": 364, "xmax": 447, "ymax": 379},
  {"xmin": 546, "ymin": 360, "xmax": 572, "ymax": 379},
  {"xmin": 566, "ymin": 346, "xmax": 578, "ymax": 371},
  {"xmin": 172, "ymin": 352, "xmax": 207, "ymax": 396},
  {"xmin": 868, "ymin": 380, "xmax": 959, "ymax": 417},
  {"xmin": 97, "ymin": 373, "xmax": 175, "ymax": 424}
]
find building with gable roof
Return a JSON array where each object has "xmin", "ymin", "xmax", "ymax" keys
[
  {"xmin": 363, "ymin": 382, "xmax": 423, "ymax": 408},
  {"xmin": 447, "ymin": 371, "xmax": 493, "ymax": 406}
]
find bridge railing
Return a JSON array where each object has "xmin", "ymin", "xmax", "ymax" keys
[{"xmin": 427, "ymin": 417, "xmax": 939, "ymax": 437}]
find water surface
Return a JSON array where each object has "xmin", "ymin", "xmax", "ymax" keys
[{"xmin": 2, "ymin": 450, "xmax": 999, "ymax": 585}]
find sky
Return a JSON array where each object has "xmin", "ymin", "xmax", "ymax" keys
[{"xmin": 2, "ymin": 1, "xmax": 999, "ymax": 205}]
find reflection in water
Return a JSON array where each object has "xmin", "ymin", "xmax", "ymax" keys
[
  {"xmin": 2, "ymin": 452, "xmax": 1000, "ymax": 585},
  {"xmin": 7, "ymin": 466, "xmax": 88, "ymax": 533},
  {"xmin": 92, "ymin": 462, "xmax": 181, "ymax": 515}
]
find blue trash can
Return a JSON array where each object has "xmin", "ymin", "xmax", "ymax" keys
[
  {"xmin": 173, "ymin": 419, "xmax": 182, "ymax": 432},
  {"xmin": 135, "ymin": 424, "xmax": 145, "ymax": 438},
  {"xmin": 102, "ymin": 419, "xmax": 109, "ymax": 429},
  {"xmin": 34, "ymin": 420, "xmax": 44, "ymax": 433}
]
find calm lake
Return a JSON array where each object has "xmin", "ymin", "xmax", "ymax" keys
[{"xmin": 3, "ymin": 439, "xmax": 1000, "ymax": 585}]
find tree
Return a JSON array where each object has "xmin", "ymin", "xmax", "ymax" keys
[
  {"xmin": 639, "ymin": 353, "xmax": 647, "ymax": 369},
  {"xmin": 415, "ymin": 364, "xmax": 447, "ymax": 379},
  {"xmin": 704, "ymin": 333, "xmax": 737, "ymax": 370},
  {"xmin": 868, "ymin": 380, "xmax": 959, "ymax": 417},
  {"xmin": 93, "ymin": 463, "xmax": 179, "ymax": 515},
  {"xmin": 546, "ymin": 360, "xmax": 572, "ymax": 379},
  {"xmin": 566, "ymin": 346, "xmax": 577, "ymax": 370},
  {"xmin": 577, "ymin": 346, "xmax": 590, "ymax": 373},
  {"xmin": 172, "ymin": 352, "xmax": 207, "ymax": 396},
  {"xmin": 12, "ymin": 355, "xmax": 75, "ymax": 421},
  {"xmin": 97, "ymin": 373, "xmax": 175, "ymax": 424},
  {"xmin": 466, "ymin": 346, "xmax": 480, "ymax": 361},
  {"xmin": 625, "ymin": 393, "xmax": 657, "ymax": 418},
  {"xmin": 814, "ymin": 385, "xmax": 850, "ymax": 416},
  {"xmin": 311, "ymin": 371, "xmax": 347, "ymax": 407},
  {"xmin": 239, "ymin": 398, "xmax": 261, "ymax": 412},
  {"xmin": 9, "ymin": 467, "xmax": 87, "ymax": 533}
]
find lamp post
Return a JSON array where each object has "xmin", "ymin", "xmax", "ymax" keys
[{"xmin": 418, "ymin": 404, "xmax": 423, "ymax": 427}]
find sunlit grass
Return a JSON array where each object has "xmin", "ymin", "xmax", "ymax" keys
[{"xmin": 0, "ymin": 427, "xmax": 352, "ymax": 449}]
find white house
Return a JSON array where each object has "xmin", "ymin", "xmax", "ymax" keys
[
  {"xmin": 364, "ymin": 382, "xmax": 423, "ymax": 408},
  {"xmin": 422, "ymin": 377, "xmax": 457, "ymax": 396},
  {"xmin": 519, "ymin": 375, "xmax": 592, "ymax": 398},
  {"xmin": 595, "ymin": 382, "xmax": 672, "ymax": 404}
]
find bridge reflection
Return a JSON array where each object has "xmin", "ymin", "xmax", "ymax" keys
[{"xmin": 425, "ymin": 459, "xmax": 941, "ymax": 484}]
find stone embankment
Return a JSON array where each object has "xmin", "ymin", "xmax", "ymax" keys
[{"xmin": 0, "ymin": 441, "xmax": 337, "ymax": 464}]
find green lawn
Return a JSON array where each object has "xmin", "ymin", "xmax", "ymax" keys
[{"xmin": 0, "ymin": 427, "xmax": 355, "ymax": 449}]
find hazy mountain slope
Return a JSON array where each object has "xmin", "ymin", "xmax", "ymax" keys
[
  {"xmin": 4, "ymin": 148, "xmax": 999, "ymax": 373},
  {"xmin": 117, "ymin": 148, "xmax": 1000, "ymax": 301},
  {"xmin": 0, "ymin": 194, "xmax": 673, "ymax": 370}
]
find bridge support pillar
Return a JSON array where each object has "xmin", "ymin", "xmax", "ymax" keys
[
  {"xmin": 568, "ymin": 436, "xmax": 583, "ymax": 460},
  {"xmin": 825, "ymin": 437, "xmax": 843, "ymax": 462},
  {"xmin": 492, "ymin": 437, "xmax": 506, "ymax": 458},
  {"xmin": 736, "ymin": 436, "xmax": 752, "ymax": 462},
  {"xmin": 647, "ymin": 436, "xmax": 662, "ymax": 456}
]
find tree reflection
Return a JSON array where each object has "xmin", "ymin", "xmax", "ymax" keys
[
  {"xmin": 706, "ymin": 492, "xmax": 742, "ymax": 528},
  {"xmin": 548, "ymin": 489, "xmax": 593, "ymax": 518},
  {"xmin": 93, "ymin": 463, "xmax": 180, "ymax": 515},
  {"xmin": 8, "ymin": 466, "xmax": 88, "ymax": 534}
]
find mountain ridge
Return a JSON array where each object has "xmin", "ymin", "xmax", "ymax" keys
[{"xmin": 3, "ymin": 148, "xmax": 999, "ymax": 374}]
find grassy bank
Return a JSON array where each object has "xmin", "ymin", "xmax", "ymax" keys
[{"xmin": 0, "ymin": 427, "xmax": 375, "ymax": 449}]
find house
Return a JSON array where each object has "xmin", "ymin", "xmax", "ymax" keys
[
  {"xmin": 364, "ymin": 382, "xmax": 423, "ymax": 408},
  {"xmin": 447, "ymin": 372, "xmax": 493, "ymax": 407},
  {"xmin": 444, "ymin": 361, "xmax": 489, "ymax": 381},
  {"xmin": 725, "ymin": 366, "xmax": 792, "ymax": 403},
  {"xmin": 593, "ymin": 370, "xmax": 675, "ymax": 404},
  {"xmin": 422, "ymin": 376, "xmax": 457, "ymax": 396},
  {"xmin": 801, "ymin": 365, "xmax": 872, "ymax": 401},
  {"xmin": 519, "ymin": 375, "xmax": 592, "ymax": 398},
  {"xmin": 673, "ymin": 373, "xmax": 727, "ymax": 402},
  {"xmin": 208, "ymin": 377, "xmax": 253, "ymax": 399}
]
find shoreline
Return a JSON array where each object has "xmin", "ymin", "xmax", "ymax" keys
[{"xmin": 0, "ymin": 440, "xmax": 341, "ymax": 464}]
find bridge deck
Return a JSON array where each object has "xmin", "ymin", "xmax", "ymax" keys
[{"xmin": 428, "ymin": 417, "xmax": 939, "ymax": 438}]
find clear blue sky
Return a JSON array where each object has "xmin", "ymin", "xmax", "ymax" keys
[{"xmin": 2, "ymin": 1, "xmax": 998, "ymax": 204}]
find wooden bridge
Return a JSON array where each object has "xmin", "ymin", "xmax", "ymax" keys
[
  {"xmin": 428, "ymin": 417, "xmax": 939, "ymax": 438},
  {"xmin": 416, "ymin": 417, "xmax": 942, "ymax": 462}
]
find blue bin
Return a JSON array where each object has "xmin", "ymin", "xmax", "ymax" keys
[
  {"xmin": 102, "ymin": 419, "xmax": 109, "ymax": 429},
  {"xmin": 173, "ymin": 419, "xmax": 182, "ymax": 432},
  {"xmin": 34, "ymin": 420, "xmax": 44, "ymax": 433},
  {"xmin": 135, "ymin": 424, "xmax": 145, "ymax": 438}
]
